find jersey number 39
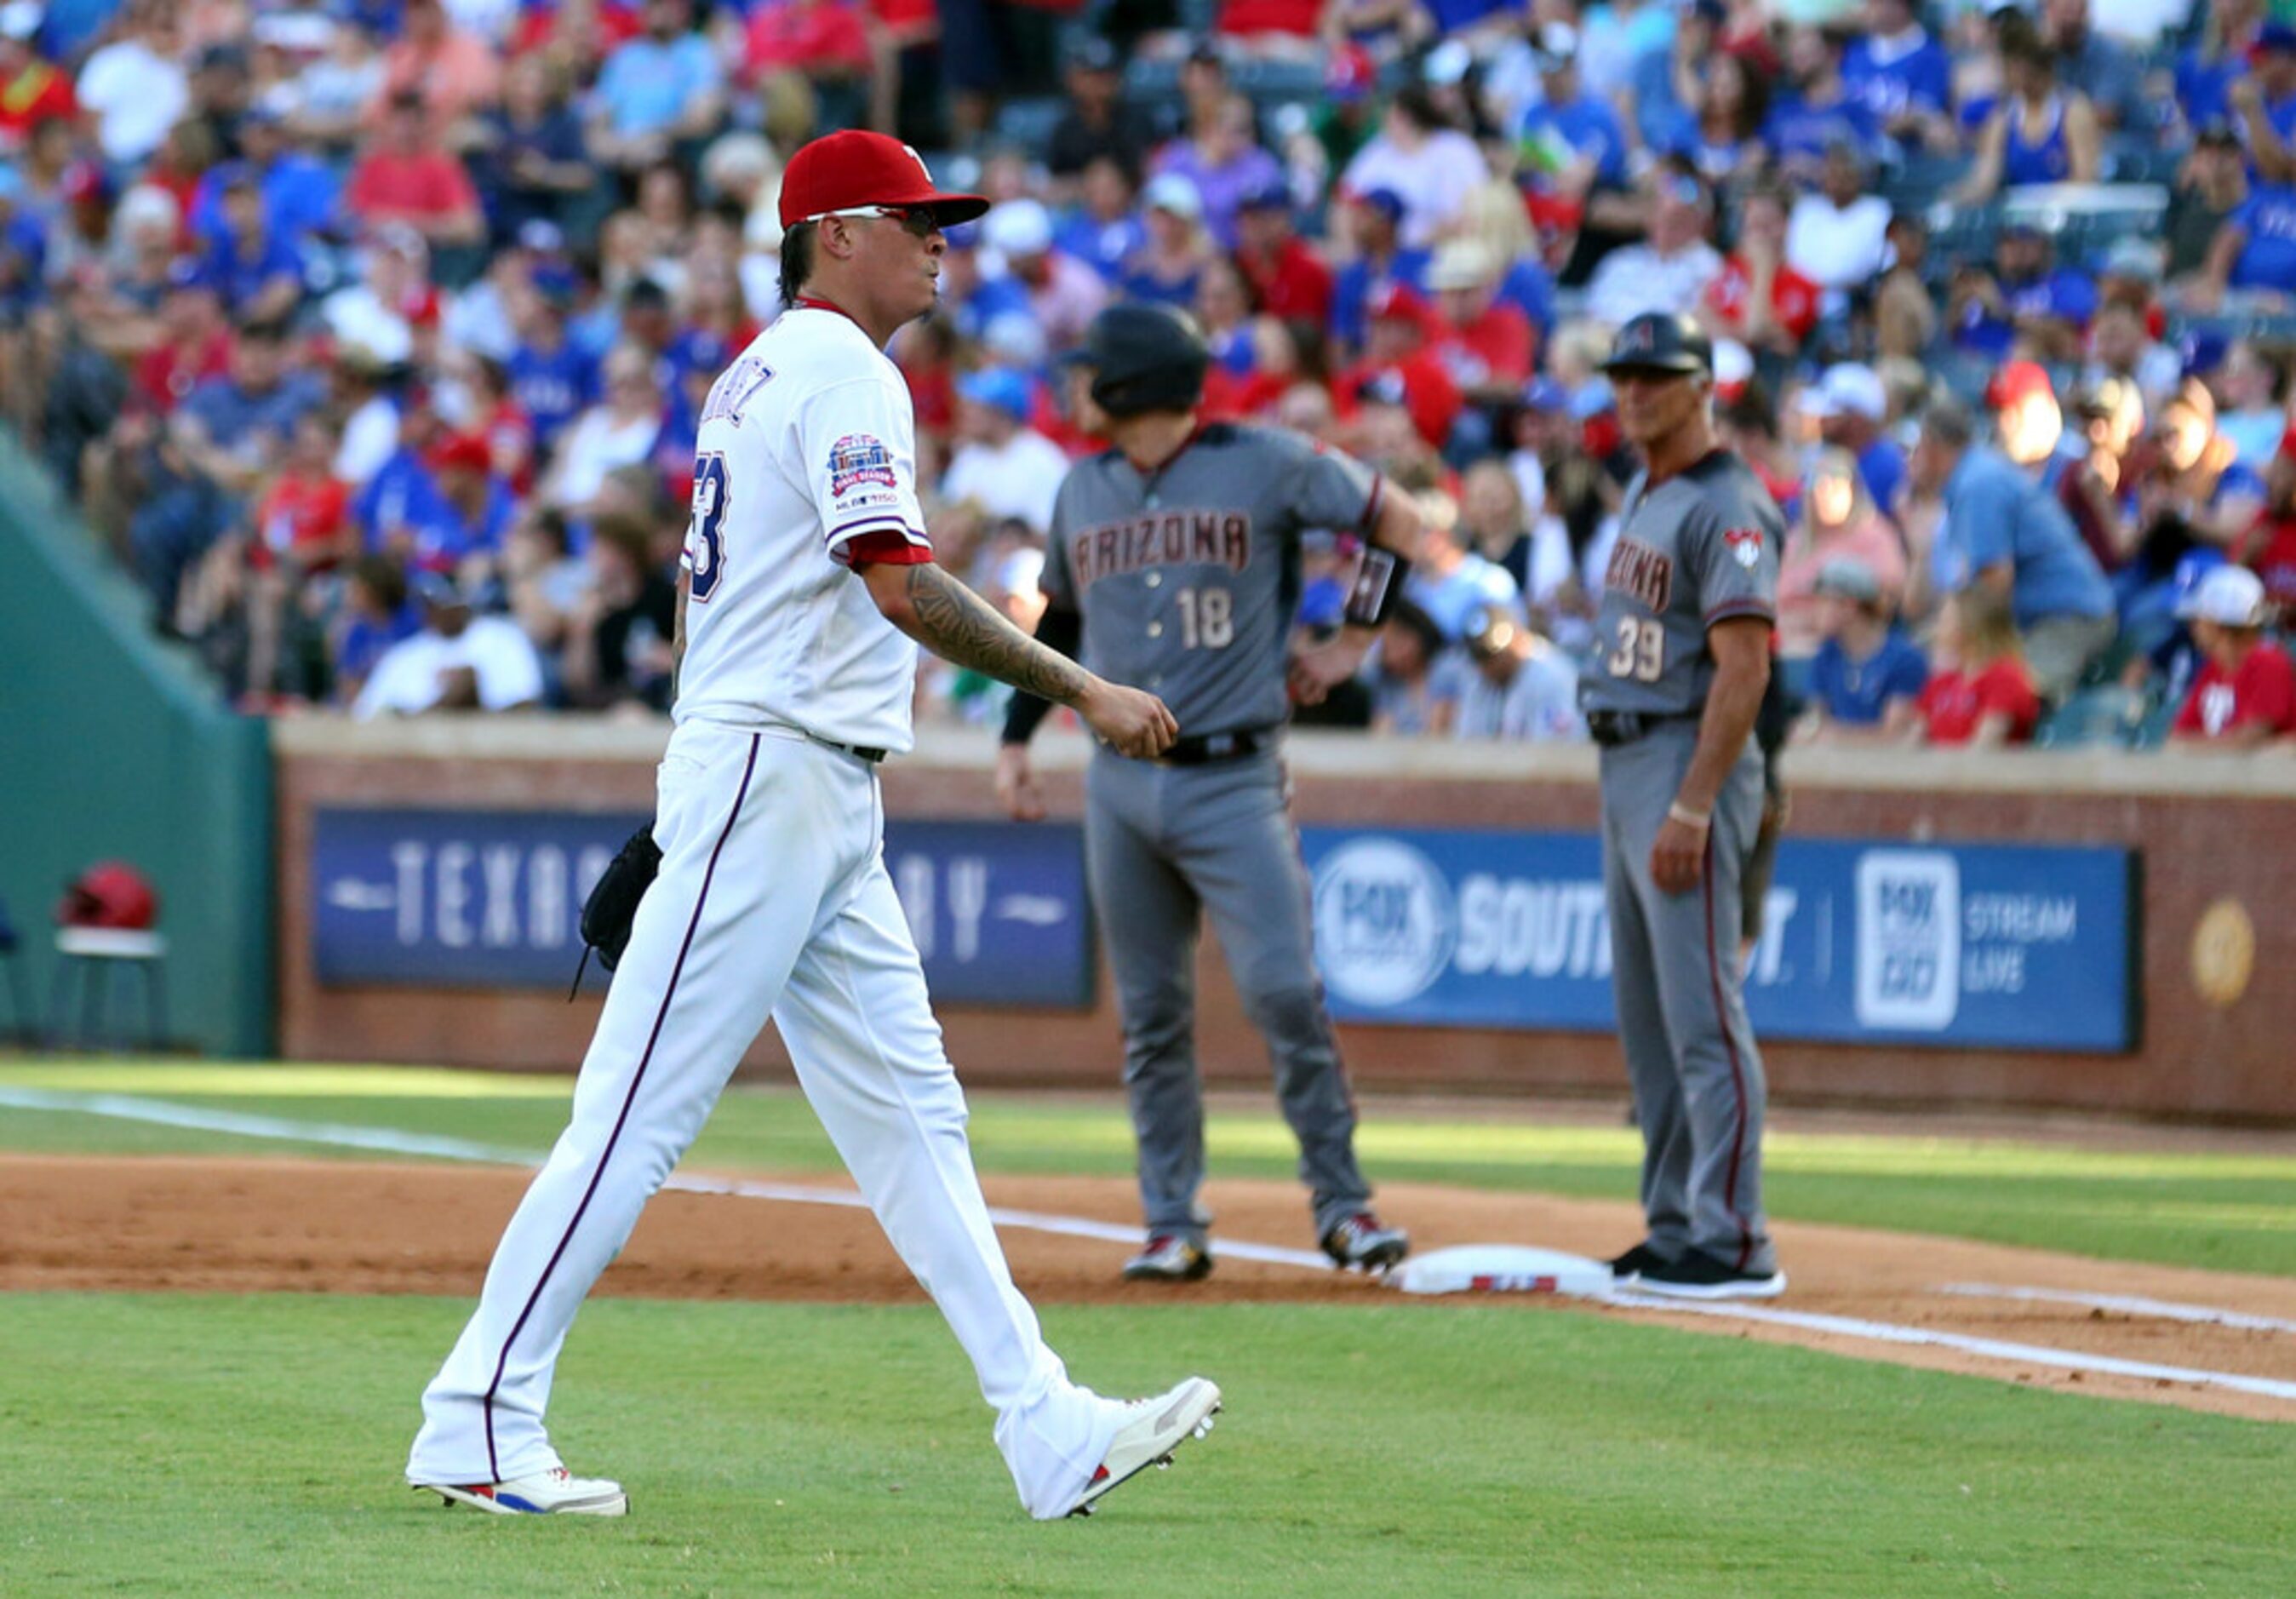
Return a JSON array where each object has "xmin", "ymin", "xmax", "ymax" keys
[
  {"xmin": 688, "ymin": 453, "xmax": 730, "ymax": 603},
  {"xmin": 1606, "ymin": 616, "xmax": 1663, "ymax": 682}
]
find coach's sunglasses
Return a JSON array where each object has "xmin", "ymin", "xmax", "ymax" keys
[{"xmin": 807, "ymin": 204, "xmax": 942, "ymax": 239}]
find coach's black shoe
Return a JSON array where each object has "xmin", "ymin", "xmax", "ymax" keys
[
  {"xmin": 1320, "ymin": 1212, "xmax": 1411, "ymax": 1274},
  {"xmin": 1122, "ymin": 1234, "xmax": 1214, "ymax": 1282},
  {"xmin": 1630, "ymin": 1249, "xmax": 1786, "ymax": 1300},
  {"xmin": 1606, "ymin": 1242, "xmax": 1671, "ymax": 1283}
]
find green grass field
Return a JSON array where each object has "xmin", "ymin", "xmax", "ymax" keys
[{"xmin": 5, "ymin": 1058, "xmax": 2296, "ymax": 1595}]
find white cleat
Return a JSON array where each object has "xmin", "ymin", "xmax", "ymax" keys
[
  {"xmin": 1067, "ymin": 1377, "xmax": 1222, "ymax": 1517},
  {"xmin": 415, "ymin": 1465, "xmax": 628, "ymax": 1516}
]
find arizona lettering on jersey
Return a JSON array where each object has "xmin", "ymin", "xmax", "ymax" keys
[
  {"xmin": 1605, "ymin": 538, "xmax": 1675, "ymax": 613},
  {"xmin": 1579, "ymin": 450, "xmax": 1783, "ymax": 718},
  {"xmin": 1044, "ymin": 422, "xmax": 1380, "ymax": 736},
  {"xmin": 1068, "ymin": 512, "xmax": 1253, "ymax": 589},
  {"xmin": 673, "ymin": 305, "xmax": 934, "ymax": 754}
]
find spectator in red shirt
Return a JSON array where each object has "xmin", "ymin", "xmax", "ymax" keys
[
  {"xmin": 346, "ymin": 89, "xmax": 486, "ymax": 246},
  {"xmin": 1233, "ymin": 181, "xmax": 1331, "ymax": 328},
  {"xmin": 1425, "ymin": 238, "xmax": 1534, "ymax": 404},
  {"xmin": 0, "ymin": 5, "xmax": 77, "ymax": 155},
  {"xmin": 2172, "ymin": 565, "xmax": 2296, "ymax": 746},
  {"xmin": 1335, "ymin": 284, "xmax": 1462, "ymax": 451},
  {"xmin": 1698, "ymin": 181, "xmax": 1820, "ymax": 361},
  {"xmin": 1915, "ymin": 587, "xmax": 2042, "ymax": 746},
  {"xmin": 743, "ymin": 0, "xmax": 874, "ymax": 84},
  {"xmin": 252, "ymin": 414, "xmax": 352, "ymax": 576},
  {"xmin": 2233, "ymin": 426, "xmax": 2296, "ymax": 612},
  {"xmin": 134, "ymin": 261, "xmax": 233, "ymax": 414}
]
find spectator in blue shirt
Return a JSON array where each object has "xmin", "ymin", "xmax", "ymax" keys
[
  {"xmin": 353, "ymin": 442, "xmax": 471, "ymax": 575},
  {"xmin": 505, "ymin": 286, "xmax": 597, "ymax": 450},
  {"xmin": 1950, "ymin": 223, "xmax": 2098, "ymax": 362},
  {"xmin": 1913, "ymin": 398, "xmax": 2116, "ymax": 698},
  {"xmin": 2039, "ymin": 0, "xmax": 2145, "ymax": 132},
  {"xmin": 200, "ymin": 167, "xmax": 305, "ymax": 324},
  {"xmin": 333, "ymin": 553, "xmax": 424, "ymax": 707},
  {"xmin": 1802, "ymin": 559, "xmax": 1930, "ymax": 739},
  {"xmin": 174, "ymin": 322, "xmax": 328, "ymax": 498},
  {"xmin": 587, "ymin": 0, "xmax": 726, "ymax": 176},
  {"xmin": 2225, "ymin": 29, "xmax": 2296, "ymax": 185},
  {"xmin": 2193, "ymin": 183, "xmax": 2296, "ymax": 312},
  {"xmin": 1841, "ymin": 0, "xmax": 1955, "ymax": 150},
  {"xmin": 1513, "ymin": 24, "xmax": 1629, "ymax": 193},
  {"xmin": 1053, "ymin": 154, "xmax": 1148, "ymax": 284},
  {"xmin": 191, "ymin": 111, "xmax": 342, "ymax": 248},
  {"xmin": 1328, "ymin": 188, "xmax": 1429, "ymax": 355},
  {"xmin": 1766, "ymin": 25, "xmax": 1882, "ymax": 181}
]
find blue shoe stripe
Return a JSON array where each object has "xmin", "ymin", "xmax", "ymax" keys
[{"xmin": 495, "ymin": 1493, "xmax": 544, "ymax": 1513}]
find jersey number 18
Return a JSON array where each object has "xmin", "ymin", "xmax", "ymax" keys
[{"xmin": 1177, "ymin": 587, "xmax": 1234, "ymax": 650}]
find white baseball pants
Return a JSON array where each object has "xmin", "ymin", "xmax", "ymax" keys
[{"xmin": 407, "ymin": 719, "xmax": 1120, "ymax": 1518}]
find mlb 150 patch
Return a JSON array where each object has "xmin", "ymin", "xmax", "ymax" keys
[{"xmin": 829, "ymin": 435, "xmax": 897, "ymax": 497}]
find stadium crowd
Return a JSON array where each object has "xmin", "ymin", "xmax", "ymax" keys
[{"xmin": 2, "ymin": 0, "xmax": 2293, "ymax": 747}]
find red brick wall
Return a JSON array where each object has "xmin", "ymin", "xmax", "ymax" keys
[{"xmin": 273, "ymin": 723, "xmax": 2296, "ymax": 1120}]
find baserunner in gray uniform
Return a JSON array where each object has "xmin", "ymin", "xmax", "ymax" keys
[
  {"xmin": 999, "ymin": 304, "xmax": 1423, "ymax": 1282},
  {"xmin": 1579, "ymin": 312, "xmax": 1787, "ymax": 1300}
]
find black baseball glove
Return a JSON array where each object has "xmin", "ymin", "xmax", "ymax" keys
[{"xmin": 570, "ymin": 825, "xmax": 662, "ymax": 997}]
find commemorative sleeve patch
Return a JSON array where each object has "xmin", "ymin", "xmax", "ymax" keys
[
  {"xmin": 828, "ymin": 433, "xmax": 900, "ymax": 499},
  {"xmin": 1724, "ymin": 525, "xmax": 1763, "ymax": 569}
]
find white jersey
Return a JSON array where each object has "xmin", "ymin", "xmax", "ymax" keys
[{"xmin": 673, "ymin": 303, "xmax": 934, "ymax": 753}]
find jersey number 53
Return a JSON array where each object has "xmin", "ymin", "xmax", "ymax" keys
[
  {"xmin": 1606, "ymin": 616, "xmax": 1663, "ymax": 682},
  {"xmin": 688, "ymin": 453, "xmax": 730, "ymax": 602}
]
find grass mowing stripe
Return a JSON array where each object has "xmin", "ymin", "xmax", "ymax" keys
[{"xmin": 9, "ymin": 1292, "xmax": 2296, "ymax": 1597}]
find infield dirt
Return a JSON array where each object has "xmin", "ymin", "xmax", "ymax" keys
[{"xmin": 8, "ymin": 1154, "xmax": 2296, "ymax": 1424}]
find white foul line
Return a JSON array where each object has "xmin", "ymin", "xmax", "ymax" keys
[
  {"xmin": 0, "ymin": 1086, "xmax": 1335, "ymax": 1272},
  {"xmin": 1606, "ymin": 1291, "xmax": 2296, "ymax": 1403},
  {"xmin": 8, "ymin": 1085, "xmax": 2293, "ymax": 1403},
  {"xmin": 1937, "ymin": 1281, "xmax": 2296, "ymax": 1337}
]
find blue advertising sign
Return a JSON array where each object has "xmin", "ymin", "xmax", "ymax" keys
[
  {"xmin": 1300, "ymin": 828, "xmax": 2136, "ymax": 1052},
  {"xmin": 311, "ymin": 808, "xmax": 1095, "ymax": 1007}
]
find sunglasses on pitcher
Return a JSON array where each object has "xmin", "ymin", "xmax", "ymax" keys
[{"xmin": 804, "ymin": 204, "xmax": 942, "ymax": 238}]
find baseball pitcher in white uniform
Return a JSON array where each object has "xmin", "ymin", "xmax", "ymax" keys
[{"xmin": 406, "ymin": 130, "xmax": 1220, "ymax": 1522}]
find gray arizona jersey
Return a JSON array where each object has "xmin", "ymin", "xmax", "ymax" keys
[
  {"xmin": 1578, "ymin": 449, "xmax": 1783, "ymax": 717},
  {"xmin": 1042, "ymin": 423, "xmax": 1382, "ymax": 735}
]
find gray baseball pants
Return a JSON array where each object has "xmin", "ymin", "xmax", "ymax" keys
[
  {"xmin": 1084, "ymin": 747, "xmax": 1373, "ymax": 1243},
  {"xmin": 1599, "ymin": 725, "xmax": 1777, "ymax": 1275}
]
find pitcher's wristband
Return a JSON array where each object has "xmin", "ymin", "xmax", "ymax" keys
[
  {"xmin": 1667, "ymin": 802, "xmax": 1711, "ymax": 829},
  {"xmin": 1343, "ymin": 548, "xmax": 1410, "ymax": 628}
]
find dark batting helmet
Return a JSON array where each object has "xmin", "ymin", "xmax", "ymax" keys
[
  {"xmin": 1072, "ymin": 302, "xmax": 1210, "ymax": 417},
  {"xmin": 1598, "ymin": 312, "xmax": 1714, "ymax": 379}
]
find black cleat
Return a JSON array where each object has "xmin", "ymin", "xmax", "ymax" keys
[
  {"xmin": 1629, "ymin": 1249, "xmax": 1786, "ymax": 1300},
  {"xmin": 1320, "ymin": 1212, "xmax": 1410, "ymax": 1274},
  {"xmin": 1606, "ymin": 1242, "xmax": 1671, "ymax": 1282},
  {"xmin": 1122, "ymin": 1234, "xmax": 1214, "ymax": 1282}
]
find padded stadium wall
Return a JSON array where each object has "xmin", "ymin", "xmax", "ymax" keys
[{"xmin": 0, "ymin": 438, "xmax": 273, "ymax": 1055}]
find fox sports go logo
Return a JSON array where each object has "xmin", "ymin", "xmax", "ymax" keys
[{"xmin": 1311, "ymin": 839, "xmax": 1457, "ymax": 1007}]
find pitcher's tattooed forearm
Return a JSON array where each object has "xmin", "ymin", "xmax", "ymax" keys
[{"xmin": 905, "ymin": 563, "xmax": 1092, "ymax": 704}]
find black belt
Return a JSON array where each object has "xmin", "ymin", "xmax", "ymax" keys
[
  {"xmin": 1157, "ymin": 726, "xmax": 1274, "ymax": 766},
  {"xmin": 1584, "ymin": 708, "xmax": 1699, "ymax": 748},
  {"xmin": 805, "ymin": 732, "xmax": 887, "ymax": 765}
]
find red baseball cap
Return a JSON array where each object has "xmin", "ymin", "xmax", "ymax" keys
[
  {"xmin": 1985, "ymin": 358, "xmax": 2053, "ymax": 412},
  {"xmin": 778, "ymin": 131, "xmax": 988, "ymax": 232},
  {"xmin": 1366, "ymin": 283, "xmax": 1432, "ymax": 326},
  {"xmin": 428, "ymin": 433, "xmax": 492, "ymax": 475}
]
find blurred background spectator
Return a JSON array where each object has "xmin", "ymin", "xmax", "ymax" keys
[{"xmin": 0, "ymin": 0, "xmax": 2282, "ymax": 754}]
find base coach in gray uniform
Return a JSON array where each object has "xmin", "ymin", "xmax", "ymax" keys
[
  {"xmin": 1580, "ymin": 312, "xmax": 1786, "ymax": 1300},
  {"xmin": 999, "ymin": 304, "xmax": 1423, "ymax": 1282}
]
